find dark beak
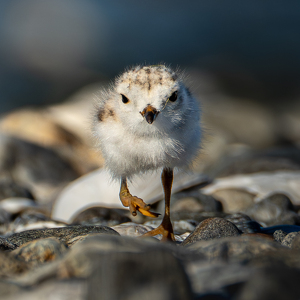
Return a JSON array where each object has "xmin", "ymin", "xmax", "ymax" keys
[{"xmin": 140, "ymin": 105, "xmax": 159, "ymax": 124}]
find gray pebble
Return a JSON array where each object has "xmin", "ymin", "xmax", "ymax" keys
[
  {"xmin": 166, "ymin": 190, "xmax": 222, "ymax": 214},
  {"xmin": 211, "ymin": 188, "xmax": 255, "ymax": 213},
  {"xmin": 245, "ymin": 193, "xmax": 300, "ymax": 226},
  {"xmin": 181, "ymin": 217, "xmax": 241, "ymax": 246},
  {"xmin": 5, "ymin": 225, "xmax": 119, "ymax": 248}
]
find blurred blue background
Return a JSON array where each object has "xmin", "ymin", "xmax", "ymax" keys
[{"xmin": 0, "ymin": 0, "xmax": 300, "ymax": 113}]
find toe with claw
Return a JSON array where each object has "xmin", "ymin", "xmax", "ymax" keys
[
  {"xmin": 142, "ymin": 217, "xmax": 175, "ymax": 241},
  {"xmin": 119, "ymin": 178, "xmax": 159, "ymax": 218}
]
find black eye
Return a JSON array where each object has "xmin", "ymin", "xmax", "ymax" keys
[
  {"xmin": 169, "ymin": 91, "xmax": 178, "ymax": 102},
  {"xmin": 121, "ymin": 94, "xmax": 129, "ymax": 104}
]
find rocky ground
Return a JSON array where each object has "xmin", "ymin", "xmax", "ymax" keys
[{"xmin": 0, "ymin": 84, "xmax": 300, "ymax": 299}]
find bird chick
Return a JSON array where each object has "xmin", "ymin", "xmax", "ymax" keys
[{"xmin": 92, "ymin": 64, "xmax": 201, "ymax": 241}]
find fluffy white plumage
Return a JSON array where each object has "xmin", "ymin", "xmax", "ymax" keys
[{"xmin": 92, "ymin": 64, "xmax": 201, "ymax": 179}]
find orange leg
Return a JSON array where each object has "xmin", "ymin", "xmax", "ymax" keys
[
  {"xmin": 142, "ymin": 168, "xmax": 175, "ymax": 241},
  {"xmin": 119, "ymin": 177, "xmax": 160, "ymax": 218}
]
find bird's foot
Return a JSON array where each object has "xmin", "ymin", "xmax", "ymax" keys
[
  {"xmin": 120, "ymin": 192, "xmax": 160, "ymax": 218},
  {"xmin": 142, "ymin": 218, "xmax": 175, "ymax": 241}
]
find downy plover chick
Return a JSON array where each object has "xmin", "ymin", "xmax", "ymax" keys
[{"xmin": 92, "ymin": 64, "xmax": 201, "ymax": 241}]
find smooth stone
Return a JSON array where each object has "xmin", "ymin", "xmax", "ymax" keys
[
  {"xmin": 173, "ymin": 220, "xmax": 197, "ymax": 234},
  {"xmin": 161, "ymin": 190, "xmax": 222, "ymax": 214},
  {"xmin": 171, "ymin": 197, "xmax": 207, "ymax": 213},
  {"xmin": 224, "ymin": 213, "xmax": 261, "ymax": 233},
  {"xmin": 71, "ymin": 206, "xmax": 131, "ymax": 227},
  {"xmin": 171, "ymin": 211, "xmax": 228, "ymax": 224},
  {"xmin": 181, "ymin": 218, "xmax": 241, "ymax": 246},
  {"xmin": 244, "ymin": 193, "xmax": 300, "ymax": 226},
  {"xmin": 281, "ymin": 232, "xmax": 300, "ymax": 248},
  {"xmin": 5, "ymin": 225, "xmax": 119, "ymax": 248},
  {"xmin": 87, "ymin": 248, "xmax": 193, "ymax": 300},
  {"xmin": 202, "ymin": 171, "xmax": 300, "ymax": 205},
  {"xmin": 186, "ymin": 235, "xmax": 284, "ymax": 263},
  {"xmin": 211, "ymin": 188, "xmax": 255, "ymax": 213},
  {"xmin": 12, "ymin": 237, "xmax": 68, "ymax": 266},
  {"xmin": 52, "ymin": 168, "xmax": 209, "ymax": 222},
  {"xmin": 263, "ymin": 193, "xmax": 295, "ymax": 210}
]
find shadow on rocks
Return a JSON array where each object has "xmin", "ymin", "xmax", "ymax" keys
[
  {"xmin": 87, "ymin": 248, "xmax": 193, "ymax": 300},
  {"xmin": 236, "ymin": 264, "xmax": 300, "ymax": 300}
]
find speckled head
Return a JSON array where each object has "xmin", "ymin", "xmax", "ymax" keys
[
  {"xmin": 114, "ymin": 65, "xmax": 187, "ymax": 130},
  {"xmin": 116, "ymin": 65, "xmax": 179, "ymax": 91}
]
